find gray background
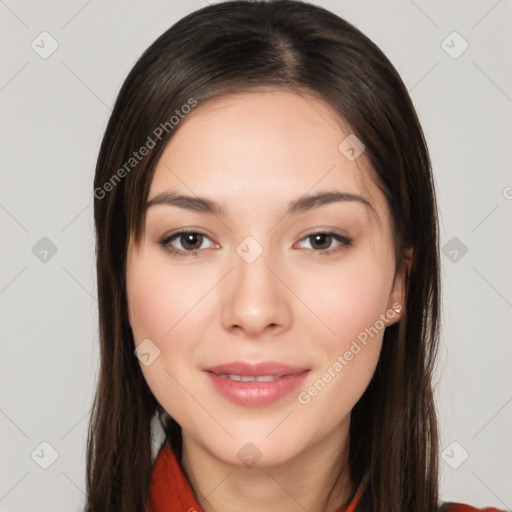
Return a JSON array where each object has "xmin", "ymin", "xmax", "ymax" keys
[{"xmin": 1, "ymin": 1, "xmax": 511, "ymax": 511}]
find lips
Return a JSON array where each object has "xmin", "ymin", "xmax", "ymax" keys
[{"xmin": 203, "ymin": 361, "xmax": 310, "ymax": 407}]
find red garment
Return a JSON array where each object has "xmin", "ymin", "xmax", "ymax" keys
[
  {"xmin": 147, "ymin": 443, "xmax": 359, "ymax": 512},
  {"xmin": 147, "ymin": 443, "xmax": 505, "ymax": 512}
]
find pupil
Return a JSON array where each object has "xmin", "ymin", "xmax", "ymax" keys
[
  {"xmin": 312, "ymin": 234, "xmax": 330, "ymax": 250},
  {"xmin": 183, "ymin": 233, "xmax": 201, "ymax": 250}
]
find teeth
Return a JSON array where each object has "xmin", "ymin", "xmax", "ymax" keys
[
  {"xmin": 217, "ymin": 373, "xmax": 280, "ymax": 382},
  {"xmin": 254, "ymin": 375, "xmax": 278, "ymax": 382}
]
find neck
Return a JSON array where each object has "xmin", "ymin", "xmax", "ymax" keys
[{"xmin": 180, "ymin": 417, "xmax": 354, "ymax": 512}]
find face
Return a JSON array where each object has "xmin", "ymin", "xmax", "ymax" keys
[{"xmin": 126, "ymin": 89, "xmax": 407, "ymax": 468}]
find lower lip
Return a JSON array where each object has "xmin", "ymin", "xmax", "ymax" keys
[{"xmin": 205, "ymin": 370, "xmax": 310, "ymax": 407}]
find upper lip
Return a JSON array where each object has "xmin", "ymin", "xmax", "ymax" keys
[{"xmin": 203, "ymin": 361, "xmax": 310, "ymax": 377}]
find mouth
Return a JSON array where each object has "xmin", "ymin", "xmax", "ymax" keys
[
  {"xmin": 202, "ymin": 361, "xmax": 310, "ymax": 407},
  {"xmin": 211, "ymin": 373, "xmax": 285, "ymax": 382}
]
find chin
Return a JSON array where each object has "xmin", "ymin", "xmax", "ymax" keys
[{"xmin": 199, "ymin": 430, "xmax": 309, "ymax": 469}]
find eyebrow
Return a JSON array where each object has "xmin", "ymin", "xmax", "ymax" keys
[{"xmin": 146, "ymin": 191, "xmax": 376, "ymax": 218}]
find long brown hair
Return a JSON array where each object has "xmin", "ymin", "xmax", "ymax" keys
[{"xmin": 86, "ymin": 1, "xmax": 441, "ymax": 511}]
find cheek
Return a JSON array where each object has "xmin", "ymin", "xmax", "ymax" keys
[
  {"xmin": 304, "ymin": 256, "xmax": 393, "ymax": 342},
  {"xmin": 127, "ymin": 256, "xmax": 209, "ymax": 393},
  {"xmin": 293, "ymin": 252, "xmax": 393, "ymax": 409},
  {"xmin": 127, "ymin": 259, "xmax": 199, "ymax": 420},
  {"xmin": 127, "ymin": 256, "xmax": 201, "ymax": 344},
  {"xmin": 129, "ymin": 277, "xmax": 170, "ymax": 345}
]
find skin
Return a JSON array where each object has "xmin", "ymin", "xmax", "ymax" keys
[{"xmin": 126, "ymin": 89, "xmax": 412, "ymax": 512}]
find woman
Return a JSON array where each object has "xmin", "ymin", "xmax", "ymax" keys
[{"xmin": 86, "ymin": 1, "xmax": 506, "ymax": 511}]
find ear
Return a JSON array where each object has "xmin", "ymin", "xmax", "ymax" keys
[{"xmin": 386, "ymin": 247, "xmax": 413, "ymax": 325}]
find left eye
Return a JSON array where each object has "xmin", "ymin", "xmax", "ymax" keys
[
  {"xmin": 159, "ymin": 230, "xmax": 352, "ymax": 256},
  {"xmin": 295, "ymin": 232, "xmax": 352, "ymax": 253}
]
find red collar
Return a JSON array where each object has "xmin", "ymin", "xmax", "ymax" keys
[{"xmin": 147, "ymin": 443, "xmax": 361, "ymax": 512}]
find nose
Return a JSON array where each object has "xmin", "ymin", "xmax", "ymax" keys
[{"xmin": 220, "ymin": 249, "xmax": 292, "ymax": 338}]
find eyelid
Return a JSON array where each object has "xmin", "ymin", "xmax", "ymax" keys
[
  {"xmin": 162, "ymin": 227, "xmax": 211, "ymax": 239},
  {"xmin": 295, "ymin": 226, "xmax": 352, "ymax": 240}
]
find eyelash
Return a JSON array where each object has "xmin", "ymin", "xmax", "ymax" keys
[{"xmin": 158, "ymin": 228, "xmax": 353, "ymax": 257}]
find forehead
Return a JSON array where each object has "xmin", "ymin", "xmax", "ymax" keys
[{"xmin": 148, "ymin": 89, "xmax": 388, "ymax": 228}]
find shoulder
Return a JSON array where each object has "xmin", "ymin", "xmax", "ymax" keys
[{"xmin": 439, "ymin": 502, "xmax": 507, "ymax": 512}]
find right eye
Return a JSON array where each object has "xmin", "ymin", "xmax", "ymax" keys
[{"xmin": 159, "ymin": 230, "xmax": 217, "ymax": 256}]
